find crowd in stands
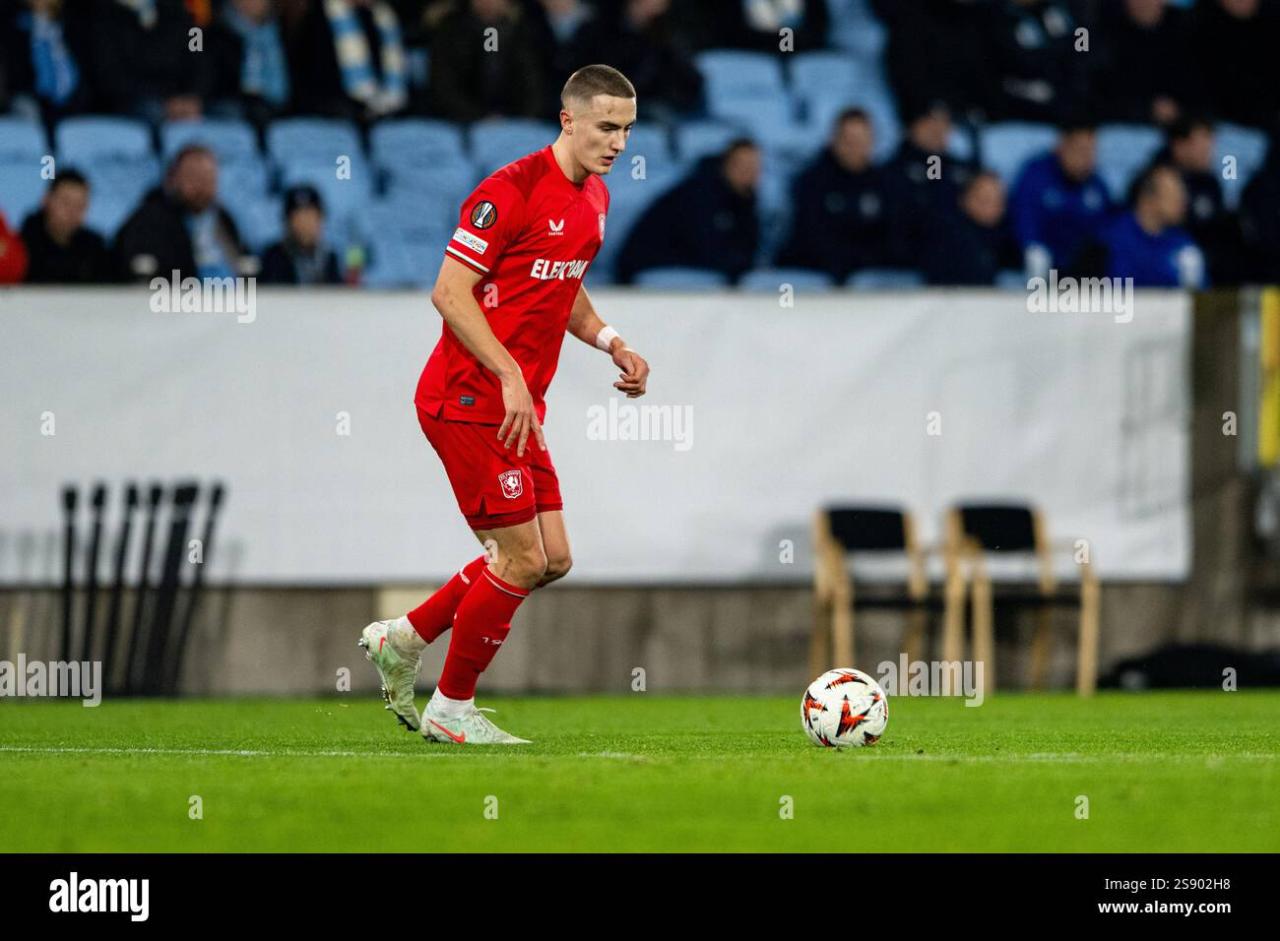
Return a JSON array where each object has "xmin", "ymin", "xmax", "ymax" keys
[{"xmin": 2, "ymin": 0, "xmax": 1280, "ymax": 289}]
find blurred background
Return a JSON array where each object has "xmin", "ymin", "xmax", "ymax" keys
[{"xmin": 1, "ymin": 0, "xmax": 1279, "ymax": 698}]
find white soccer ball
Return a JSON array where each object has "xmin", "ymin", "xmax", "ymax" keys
[{"xmin": 801, "ymin": 668, "xmax": 889, "ymax": 748}]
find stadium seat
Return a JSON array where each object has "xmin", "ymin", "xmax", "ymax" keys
[
  {"xmin": 55, "ymin": 116, "xmax": 153, "ymax": 162},
  {"xmin": 696, "ymin": 50, "xmax": 787, "ymax": 103},
  {"xmin": 632, "ymin": 266, "xmax": 730, "ymax": 290},
  {"xmin": 360, "ymin": 198, "xmax": 452, "ymax": 289},
  {"xmin": 0, "ymin": 116, "xmax": 48, "ymax": 163},
  {"xmin": 621, "ymin": 124, "xmax": 676, "ymax": 176},
  {"xmin": 278, "ymin": 159, "xmax": 372, "ymax": 244},
  {"xmin": 160, "ymin": 119, "xmax": 259, "ymax": 163},
  {"xmin": 739, "ymin": 268, "xmax": 835, "ymax": 291},
  {"xmin": 1096, "ymin": 124, "xmax": 1164, "ymax": 200},
  {"xmin": 266, "ymin": 118, "xmax": 363, "ymax": 166},
  {"xmin": 673, "ymin": 120, "xmax": 748, "ymax": 164},
  {"xmin": 0, "ymin": 163, "xmax": 46, "ymax": 226},
  {"xmin": 594, "ymin": 166, "xmax": 682, "ymax": 280},
  {"xmin": 980, "ymin": 123, "xmax": 1059, "ymax": 188},
  {"xmin": 788, "ymin": 51, "xmax": 862, "ymax": 103},
  {"xmin": 1215, "ymin": 123, "xmax": 1268, "ymax": 211},
  {"xmin": 825, "ymin": 0, "xmax": 889, "ymax": 60},
  {"xmin": 845, "ymin": 268, "xmax": 925, "ymax": 289},
  {"xmin": 802, "ymin": 82, "xmax": 901, "ymax": 162},
  {"xmin": 370, "ymin": 118, "xmax": 466, "ymax": 169},
  {"xmin": 469, "ymin": 118, "xmax": 559, "ymax": 173},
  {"xmin": 228, "ymin": 196, "xmax": 284, "ymax": 254}
]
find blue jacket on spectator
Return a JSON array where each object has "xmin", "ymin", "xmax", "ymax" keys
[
  {"xmin": 1010, "ymin": 152, "xmax": 1111, "ymax": 270},
  {"xmin": 1096, "ymin": 212, "xmax": 1206, "ymax": 288}
]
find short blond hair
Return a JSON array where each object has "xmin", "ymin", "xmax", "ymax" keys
[{"xmin": 561, "ymin": 65, "xmax": 636, "ymax": 107}]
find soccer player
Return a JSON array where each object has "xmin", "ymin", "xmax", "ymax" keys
[{"xmin": 359, "ymin": 64, "xmax": 649, "ymax": 744}]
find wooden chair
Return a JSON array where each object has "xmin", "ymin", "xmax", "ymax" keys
[
  {"xmin": 811, "ymin": 506, "xmax": 966, "ymax": 680},
  {"xmin": 944, "ymin": 503, "xmax": 1101, "ymax": 696}
]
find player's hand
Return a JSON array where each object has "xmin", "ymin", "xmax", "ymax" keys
[
  {"xmin": 498, "ymin": 372, "xmax": 546, "ymax": 457},
  {"xmin": 611, "ymin": 347, "xmax": 649, "ymax": 398}
]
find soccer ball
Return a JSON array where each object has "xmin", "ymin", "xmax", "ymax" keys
[{"xmin": 801, "ymin": 668, "xmax": 889, "ymax": 748}]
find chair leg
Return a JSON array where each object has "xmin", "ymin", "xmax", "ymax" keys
[
  {"xmin": 832, "ymin": 588, "xmax": 854, "ymax": 668},
  {"xmin": 1029, "ymin": 608, "xmax": 1053, "ymax": 691},
  {"xmin": 903, "ymin": 608, "xmax": 927, "ymax": 666},
  {"xmin": 971, "ymin": 575, "xmax": 995, "ymax": 698},
  {"xmin": 942, "ymin": 569, "xmax": 965, "ymax": 664},
  {"xmin": 1077, "ymin": 574, "xmax": 1101, "ymax": 696},
  {"xmin": 809, "ymin": 595, "xmax": 831, "ymax": 682}
]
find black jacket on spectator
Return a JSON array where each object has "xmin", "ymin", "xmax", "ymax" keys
[
  {"xmin": 979, "ymin": 0, "xmax": 1087, "ymax": 123},
  {"xmin": 873, "ymin": 0, "xmax": 993, "ymax": 122},
  {"xmin": 776, "ymin": 149, "xmax": 891, "ymax": 280},
  {"xmin": 565, "ymin": 8, "xmax": 703, "ymax": 117},
  {"xmin": 426, "ymin": 5, "xmax": 544, "ymax": 122},
  {"xmin": 1089, "ymin": 2, "xmax": 1204, "ymax": 124},
  {"xmin": 0, "ymin": 0, "xmax": 93, "ymax": 118},
  {"xmin": 113, "ymin": 187, "xmax": 246, "ymax": 282},
  {"xmin": 83, "ymin": 0, "xmax": 211, "ymax": 113},
  {"xmin": 880, "ymin": 139, "xmax": 975, "ymax": 268},
  {"xmin": 615, "ymin": 155, "xmax": 759, "ymax": 284},
  {"xmin": 922, "ymin": 206, "xmax": 1020, "ymax": 286},
  {"xmin": 19, "ymin": 209, "xmax": 113, "ymax": 283},
  {"xmin": 260, "ymin": 239, "xmax": 342, "ymax": 285},
  {"xmin": 1240, "ymin": 145, "xmax": 1280, "ymax": 282},
  {"xmin": 1193, "ymin": 0, "xmax": 1280, "ymax": 129},
  {"xmin": 696, "ymin": 0, "xmax": 828, "ymax": 52}
]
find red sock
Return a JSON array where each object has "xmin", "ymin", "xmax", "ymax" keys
[
  {"xmin": 406, "ymin": 555, "xmax": 487, "ymax": 643},
  {"xmin": 436, "ymin": 567, "xmax": 529, "ymax": 700}
]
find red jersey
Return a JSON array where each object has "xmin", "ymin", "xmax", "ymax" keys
[{"xmin": 416, "ymin": 145, "xmax": 610, "ymax": 424}]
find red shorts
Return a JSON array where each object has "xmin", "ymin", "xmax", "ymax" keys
[{"xmin": 416, "ymin": 404, "xmax": 563, "ymax": 531}]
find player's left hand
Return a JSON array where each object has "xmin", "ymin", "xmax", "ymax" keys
[{"xmin": 611, "ymin": 347, "xmax": 649, "ymax": 398}]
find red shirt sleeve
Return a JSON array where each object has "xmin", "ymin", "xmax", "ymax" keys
[
  {"xmin": 0, "ymin": 212, "xmax": 29, "ymax": 284},
  {"xmin": 444, "ymin": 179, "xmax": 524, "ymax": 275}
]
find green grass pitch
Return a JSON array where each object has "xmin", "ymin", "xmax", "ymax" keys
[{"xmin": 1, "ymin": 691, "xmax": 1277, "ymax": 852}]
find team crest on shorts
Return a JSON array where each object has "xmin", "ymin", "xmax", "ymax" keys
[
  {"xmin": 498, "ymin": 469, "xmax": 523, "ymax": 499},
  {"xmin": 470, "ymin": 201, "xmax": 498, "ymax": 229}
]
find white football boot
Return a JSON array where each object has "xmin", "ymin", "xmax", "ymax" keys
[
  {"xmin": 421, "ymin": 700, "xmax": 531, "ymax": 745},
  {"xmin": 358, "ymin": 620, "xmax": 422, "ymax": 732}
]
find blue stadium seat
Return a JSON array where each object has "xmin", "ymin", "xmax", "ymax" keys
[
  {"xmin": 228, "ymin": 196, "xmax": 284, "ymax": 254},
  {"xmin": 789, "ymin": 51, "xmax": 862, "ymax": 103},
  {"xmin": 595, "ymin": 167, "xmax": 682, "ymax": 279},
  {"xmin": 469, "ymin": 119, "xmax": 559, "ymax": 173},
  {"xmin": 360, "ymin": 199, "xmax": 452, "ymax": 289},
  {"xmin": 0, "ymin": 117, "xmax": 48, "ymax": 163},
  {"xmin": 673, "ymin": 120, "xmax": 747, "ymax": 164},
  {"xmin": 160, "ymin": 119, "xmax": 259, "ymax": 163},
  {"xmin": 632, "ymin": 266, "xmax": 730, "ymax": 290},
  {"xmin": 802, "ymin": 82, "xmax": 901, "ymax": 162},
  {"xmin": 85, "ymin": 185, "xmax": 149, "ymax": 240},
  {"xmin": 279, "ymin": 158, "xmax": 373, "ymax": 243},
  {"xmin": 266, "ymin": 118, "xmax": 363, "ymax": 165},
  {"xmin": 1216, "ymin": 122, "xmax": 1268, "ymax": 210},
  {"xmin": 1096, "ymin": 124, "xmax": 1164, "ymax": 200},
  {"xmin": 981, "ymin": 123, "xmax": 1059, "ymax": 188},
  {"xmin": 825, "ymin": 0, "xmax": 888, "ymax": 60},
  {"xmin": 739, "ymin": 267, "xmax": 835, "ymax": 291},
  {"xmin": 621, "ymin": 124, "xmax": 676, "ymax": 176},
  {"xmin": 844, "ymin": 268, "xmax": 925, "ymax": 289},
  {"xmin": 0, "ymin": 162, "xmax": 46, "ymax": 225},
  {"xmin": 370, "ymin": 119, "xmax": 466, "ymax": 169},
  {"xmin": 55, "ymin": 116, "xmax": 153, "ymax": 161},
  {"xmin": 696, "ymin": 50, "xmax": 787, "ymax": 102}
]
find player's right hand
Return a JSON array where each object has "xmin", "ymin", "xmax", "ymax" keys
[{"xmin": 498, "ymin": 373, "xmax": 546, "ymax": 457}]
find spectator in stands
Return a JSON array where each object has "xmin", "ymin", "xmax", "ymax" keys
[
  {"xmin": 776, "ymin": 107, "xmax": 891, "ymax": 280},
  {"xmin": 1239, "ymin": 136, "xmax": 1280, "ymax": 282},
  {"xmin": 615, "ymin": 138, "xmax": 761, "ymax": 285},
  {"xmin": 260, "ymin": 184, "xmax": 342, "ymax": 285},
  {"xmin": 1009, "ymin": 121, "xmax": 1112, "ymax": 275},
  {"xmin": 19, "ymin": 170, "xmax": 112, "ymax": 283},
  {"xmin": 207, "ymin": 0, "xmax": 291, "ymax": 126},
  {"xmin": 85, "ymin": 0, "xmax": 211, "ymax": 123},
  {"xmin": 1132, "ymin": 117, "xmax": 1242, "ymax": 284},
  {"xmin": 0, "ymin": 209, "xmax": 30, "ymax": 283},
  {"xmin": 0, "ymin": 0, "xmax": 89, "ymax": 121},
  {"xmin": 526, "ymin": 0, "xmax": 597, "ymax": 113},
  {"xmin": 698, "ymin": 0, "xmax": 828, "ymax": 52},
  {"xmin": 923, "ymin": 171, "xmax": 1020, "ymax": 286},
  {"xmin": 1090, "ymin": 0, "xmax": 1204, "ymax": 126},
  {"xmin": 288, "ymin": 0, "xmax": 408, "ymax": 121},
  {"xmin": 981, "ymin": 0, "xmax": 1087, "ymax": 123},
  {"xmin": 427, "ymin": 0, "xmax": 544, "ymax": 122},
  {"xmin": 874, "ymin": 0, "xmax": 993, "ymax": 125},
  {"xmin": 564, "ymin": 0, "xmax": 703, "ymax": 122},
  {"xmin": 881, "ymin": 100, "xmax": 976, "ymax": 267},
  {"xmin": 1193, "ymin": 0, "xmax": 1280, "ymax": 130},
  {"xmin": 113, "ymin": 145, "xmax": 251, "ymax": 282},
  {"xmin": 1080, "ymin": 164, "xmax": 1206, "ymax": 288}
]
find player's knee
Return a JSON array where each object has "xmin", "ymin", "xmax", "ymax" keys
[{"xmin": 509, "ymin": 544, "xmax": 548, "ymax": 585}]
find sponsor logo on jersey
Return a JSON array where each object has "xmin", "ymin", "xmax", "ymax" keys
[
  {"xmin": 452, "ymin": 228, "xmax": 489, "ymax": 254},
  {"xmin": 498, "ymin": 469, "xmax": 523, "ymax": 499},
  {"xmin": 470, "ymin": 201, "xmax": 498, "ymax": 229},
  {"xmin": 548, "ymin": 218, "xmax": 564, "ymax": 235},
  {"xmin": 530, "ymin": 258, "xmax": 589, "ymax": 281}
]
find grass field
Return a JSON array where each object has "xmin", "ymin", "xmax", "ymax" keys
[{"xmin": 1, "ymin": 691, "xmax": 1278, "ymax": 852}]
